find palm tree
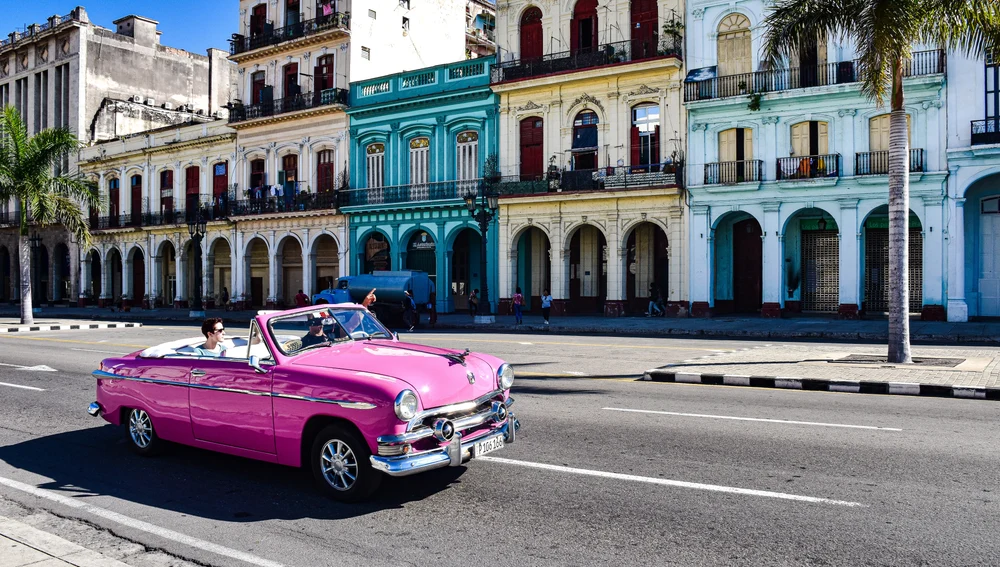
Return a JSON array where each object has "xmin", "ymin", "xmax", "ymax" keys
[
  {"xmin": 762, "ymin": 1, "xmax": 1000, "ymax": 363},
  {"xmin": 0, "ymin": 106, "xmax": 99, "ymax": 324}
]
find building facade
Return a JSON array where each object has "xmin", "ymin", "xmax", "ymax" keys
[
  {"xmin": 490, "ymin": 0, "xmax": 687, "ymax": 316},
  {"xmin": 343, "ymin": 57, "xmax": 499, "ymax": 314},
  {"xmin": 684, "ymin": 2, "xmax": 948, "ymax": 319}
]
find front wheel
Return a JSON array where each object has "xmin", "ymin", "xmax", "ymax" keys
[
  {"xmin": 126, "ymin": 408, "xmax": 163, "ymax": 456},
  {"xmin": 310, "ymin": 425, "xmax": 382, "ymax": 502}
]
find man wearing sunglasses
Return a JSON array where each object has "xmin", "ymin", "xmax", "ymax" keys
[{"xmin": 193, "ymin": 317, "xmax": 228, "ymax": 357}]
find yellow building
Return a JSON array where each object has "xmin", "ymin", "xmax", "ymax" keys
[{"xmin": 491, "ymin": 0, "xmax": 686, "ymax": 316}]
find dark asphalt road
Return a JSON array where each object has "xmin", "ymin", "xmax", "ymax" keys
[{"xmin": 0, "ymin": 325, "xmax": 998, "ymax": 566}]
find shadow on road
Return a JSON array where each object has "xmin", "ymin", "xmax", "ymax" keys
[{"xmin": 0, "ymin": 424, "xmax": 468, "ymax": 522}]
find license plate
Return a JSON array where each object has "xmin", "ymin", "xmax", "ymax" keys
[{"xmin": 474, "ymin": 435, "xmax": 504, "ymax": 457}]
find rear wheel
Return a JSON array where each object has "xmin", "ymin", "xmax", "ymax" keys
[
  {"xmin": 310, "ymin": 424, "xmax": 382, "ymax": 502},
  {"xmin": 126, "ymin": 408, "xmax": 162, "ymax": 456}
]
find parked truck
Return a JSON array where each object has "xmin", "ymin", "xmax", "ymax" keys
[{"xmin": 312, "ymin": 271, "xmax": 435, "ymax": 325}]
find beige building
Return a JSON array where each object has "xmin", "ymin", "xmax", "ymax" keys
[{"xmin": 491, "ymin": 0, "xmax": 687, "ymax": 316}]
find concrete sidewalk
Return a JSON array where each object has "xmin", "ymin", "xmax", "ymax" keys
[
  {"xmin": 2, "ymin": 305, "xmax": 1000, "ymax": 344},
  {"xmin": 0, "ymin": 515, "xmax": 131, "ymax": 567},
  {"xmin": 644, "ymin": 343, "xmax": 1000, "ymax": 401}
]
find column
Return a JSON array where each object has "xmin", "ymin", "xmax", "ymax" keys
[
  {"xmin": 947, "ymin": 197, "xmax": 968, "ymax": 321},
  {"xmin": 838, "ymin": 109, "xmax": 857, "ymax": 177},
  {"xmin": 80, "ymin": 255, "xmax": 91, "ymax": 306},
  {"xmin": 761, "ymin": 202, "xmax": 783, "ymax": 317},
  {"xmin": 201, "ymin": 239, "xmax": 210, "ymax": 307},
  {"xmin": 173, "ymin": 163, "xmax": 182, "ymax": 211},
  {"xmin": 267, "ymin": 238, "xmax": 278, "ymax": 308},
  {"xmin": 666, "ymin": 207, "xmax": 685, "ymax": 312},
  {"xmin": 150, "ymin": 249, "xmax": 162, "ymax": 304},
  {"xmin": 231, "ymin": 229, "xmax": 241, "ymax": 301},
  {"xmin": 199, "ymin": 159, "xmax": 209, "ymax": 206},
  {"xmin": 98, "ymin": 248, "xmax": 108, "ymax": 306},
  {"xmin": 689, "ymin": 206, "xmax": 711, "ymax": 316},
  {"xmin": 175, "ymin": 246, "xmax": 187, "ymax": 308},
  {"xmin": 837, "ymin": 200, "xmax": 860, "ymax": 318},
  {"xmin": 69, "ymin": 240, "xmax": 79, "ymax": 304},
  {"xmin": 304, "ymin": 144, "xmax": 314, "ymax": 193},
  {"xmin": 603, "ymin": 213, "xmax": 625, "ymax": 316},
  {"xmin": 144, "ymin": 163, "xmax": 155, "ymax": 217}
]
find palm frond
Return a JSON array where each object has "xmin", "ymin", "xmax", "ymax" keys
[
  {"xmin": 761, "ymin": 0, "xmax": 866, "ymax": 67},
  {"xmin": 917, "ymin": 0, "xmax": 1000, "ymax": 58}
]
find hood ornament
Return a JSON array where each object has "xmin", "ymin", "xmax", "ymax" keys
[{"xmin": 466, "ymin": 371, "xmax": 476, "ymax": 384}]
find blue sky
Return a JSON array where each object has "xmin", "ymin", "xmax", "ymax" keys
[{"xmin": 3, "ymin": 2, "xmax": 235, "ymax": 55}]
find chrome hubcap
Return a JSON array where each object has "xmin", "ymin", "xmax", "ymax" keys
[
  {"xmin": 320, "ymin": 439, "xmax": 358, "ymax": 491},
  {"xmin": 129, "ymin": 409, "xmax": 152, "ymax": 448}
]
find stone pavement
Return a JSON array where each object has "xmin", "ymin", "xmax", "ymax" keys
[
  {"xmin": 0, "ymin": 515, "xmax": 131, "ymax": 567},
  {"xmin": 644, "ymin": 343, "xmax": 1000, "ymax": 401}
]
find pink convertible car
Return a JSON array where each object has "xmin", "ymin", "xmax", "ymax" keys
[{"xmin": 90, "ymin": 305, "xmax": 519, "ymax": 501}]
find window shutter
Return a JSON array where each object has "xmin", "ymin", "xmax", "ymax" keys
[
  {"xmin": 818, "ymin": 122, "xmax": 829, "ymax": 155},
  {"xmin": 791, "ymin": 123, "xmax": 809, "ymax": 156},
  {"xmin": 743, "ymin": 128, "xmax": 753, "ymax": 160},
  {"xmin": 719, "ymin": 129, "xmax": 736, "ymax": 162},
  {"xmin": 630, "ymin": 126, "xmax": 641, "ymax": 166},
  {"xmin": 652, "ymin": 125, "xmax": 660, "ymax": 164}
]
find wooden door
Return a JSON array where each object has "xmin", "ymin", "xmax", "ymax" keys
[
  {"xmin": 185, "ymin": 166, "xmax": 200, "ymax": 213},
  {"xmin": 251, "ymin": 71, "xmax": 266, "ymax": 105},
  {"xmin": 250, "ymin": 3, "xmax": 267, "ymax": 36},
  {"xmin": 109, "ymin": 179, "xmax": 120, "ymax": 222},
  {"xmin": 719, "ymin": 129, "xmax": 737, "ymax": 162},
  {"xmin": 130, "ymin": 176, "xmax": 142, "ymax": 223},
  {"xmin": 817, "ymin": 122, "xmax": 829, "ymax": 154},
  {"xmin": 571, "ymin": 0, "xmax": 598, "ymax": 53},
  {"xmin": 791, "ymin": 122, "xmax": 810, "ymax": 156},
  {"xmin": 283, "ymin": 63, "xmax": 298, "ymax": 98},
  {"xmin": 733, "ymin": 219, "xmax": 762, "ymax": 312},
  {"xmin": 212, "ymin": 162, "xmax": 227, "ymax": 214},
  {"xmin": 519, "ymin": 117, "xmax": 544, "ymax": 180},
  {"xmin": 630, "ymin": 0, "xmax": 657, "ymax": 59},
  {"xmin": 520, "ymin": 8, "xmax": 542, "ymax": 59}
]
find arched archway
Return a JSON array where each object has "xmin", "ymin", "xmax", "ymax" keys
[
  {"xmin": 964, "ymin": 174, "xmax": 1000, "ymax": 316},
  {"xmin": 624, "ymin": 222, "xmax": 669, "ymax": 314},
  {"xmin": 567, "ymin": 224, "xmax": 607, "ymax": 314},
  {"xmin": 278, "ymin": 235, "xmax": 303, "ymax": 306},
  {"xmin": 245, "ymin": 237, "xmax": 270, "ymax": 307},
  {"xmin": 451, "ymin": 228, "xmax": 483, "ymax": 313},
  {"xmin": 861, "ymin": 205, "xmax": 923, "ymax": 314},
  {"xmin": 88, "ymin": 250, "xmax": 102, "ymax": 304},
  {"xmin": 406, "ymin": 230, "xmax": 437, "ymax": 288},
  {"xmin": 106, "ymin": 248, "xmax": 123, "ymax": 307},
  {"xmin": 210, "ymin": 238, "xmax": 232, "ymax": 302},
  {"xmin": 513, "ymin": 227, "xmax": 550, "ymax": 312},
  {"xmin": 713, "ymin": 213, "xmax": 762, "ymax": 314},
  {"xmin": 361, "ymin": 231, "xmax": 391, "ymax": 273},
  {"xmin": 311, "ymin": 234, "xmax": 340, "ymax": 293},
  {"xmin": 128, "ymin": 247, "xmax": 145, "ymax": 303},
  {"xmin": 783, "ymin": 207, "xmax": 839, "ymax": 313},
  {"xmin": 52, "ymin": 244, "xmax": 70, "ymax": 302}
]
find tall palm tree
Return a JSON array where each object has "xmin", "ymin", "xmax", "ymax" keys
[
  {"xmin": 0, "ymin": 106, "xmax": 99, "ymax": 324},
  {"xmin": 762, "ymin": 0, "xmax": 1000, "ymax": 363}
]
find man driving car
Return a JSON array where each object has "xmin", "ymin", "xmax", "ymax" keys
[{"xmin": 300, "ymin": 317, "xmax": 329, "ymax": 348}]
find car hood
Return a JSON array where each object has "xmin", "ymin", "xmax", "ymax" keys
[{"xmin": 291, "ymin": 340, "xmax": 500, "ymax": 409}]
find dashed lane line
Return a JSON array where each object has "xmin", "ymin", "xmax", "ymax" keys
[
  {"xmin": 481, "ymin": 456, "xmax": 865, "ymax": 507},
  {"xmin": 604, "ymin": 407, "xmax": 903, "ymax": 431}
]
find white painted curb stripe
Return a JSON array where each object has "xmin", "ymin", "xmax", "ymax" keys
[
  {"xmin": 603, "ymin": 407, "xmax": 902, "ymax": 431},
  {"xmin": 828, "ymin": 381, "xmax": 861, "ymax": 393},
  {"xmin": 674, "ymin": 372, "xmax": 702, "ymax": 384},
  {"xmin": 723, "ymin": 374, "xmax": 751, "ymax": 386},
  {"xmin": 888, "ymin": 382, "xmax": 921, "ymax": 395},
  {"xmin": 0, "ymin": 382, "xmax": 45, "ymax": 392},
  {"xmin": 481, "ymin": 456, "xmax": 864, "ymax": 507},
  {"xmin": 774, "ymin": 378, "xmax": 802, "ymax": 389},
  {"xmin": 0, "ymin": 475, "xmax": 284, "ymax": 567}
]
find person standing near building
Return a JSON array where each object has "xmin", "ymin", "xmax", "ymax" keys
[
  {"xmin": 403, "ymin": 290, "xmax": 418, "ymax": 332},
  {"xmin": 540, "ymin": 289, "xmax": 552, "ymax": 325},
  {"xmin": 468, "ymin": 289, "xmax": 479, "ymax": 318},
  {"xmin": 295, "ymin": 289, "xmax": 311, "ymax": 308},
  {"xmin": 512, "ymin": 287, "xmax": 524, "ymax": 325}
]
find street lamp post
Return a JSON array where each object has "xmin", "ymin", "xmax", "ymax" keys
[
  {"xmin": 463, "ymin": 184, "xmax": 499, "ymax": 323},
  {"xmin": 187, "ymin": 208, "xmax": 208, "ymax": 318}
]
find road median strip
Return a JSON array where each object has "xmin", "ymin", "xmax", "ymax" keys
[{"xmin": 0, "ymin": 322, "xmax": 141, "ymax": 333}]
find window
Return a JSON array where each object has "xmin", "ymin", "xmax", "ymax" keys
[
  {"xmin": 402, "ymin": 17, "xmax": 409, "ymax": 32},
  {"xmin": 520, "ymin": 7, "xmax": 543, "ymax": 60},
  {"xmin": 251, "ymin": 71, "xmax": 267, "ymax": 105},
  {"xmin": 250, "ymin": 159, "xmax": 266, "ymax": 195},
  {"xmin": 986, "ymin": 55, "xmax": 998, "ymax": 121},
  {"xmin": 571, "ymin": 0, "xmax": 598, "ymax": 53},
  {"xmin": 283, "ymin": 63, "xmax": 299, "ymax": 98},
  {"xmin": 366, "ymin": 143, "xmax": 385, "ymax": 188},
  {"xmin": 631, "ymin": 104, "xmax": 660, "ymax": 168},
  {"xmin": 286, "ymin": 0, "xmax": 300, "ymax": 26},
  {"xmin": 409, "ymin": 137, "xmax": 430, "ymax": 186},
  {"xmin": 281, "ymin": 154, "xmax": 298, "ymax": 190},
  {"xmin": 250, "ymin": 3, "xmax": 267, "ymax": 36},
  {"xmin": 790, "ymin": 121, "xmax": 829, "ymax": 156},
  {"xmin": 630, "ymin": 0, "xmax": 657, "ymax": 59},
  {"xmin": 717, "ymin": 128, "xmax": 754, "ymax": 183},
  {"xmin": 717, "ymin": 14, "xmax": 751, "ymax": 76},
  {"xmin": 368, "ymin": 9, "xmax": 376, "ymax": 18},
  {"xmin": 869, "ymin": 114, "xmax": 911, "ymax": 152},
  {"xmin": 160, "ymin": 170, "xmax": 174, "ymax": 213},
  {"xmin": 361, "ymin": 47, "xmax": 371, "ymax": 60},
  {"xmin": 572, "ymin": 111, "xmax": 599, "ymax": 170},
  {"xmin": 317, "ymin": 150, "xmax": 335, "ymax": 192},
  {"xmin": 108, "ymin": 178, "xmax": 120, "ymax": 219},
  {"xmin": 519, "ymin": 117, "xmax": 544, "ymax": 180},
  {"xmin": 185, "ymin": 166, "xmax": 200, "ymax": 213},
  {"xmin": 456, "ymin": 131, "xmax": 479, "ymax": 181}
]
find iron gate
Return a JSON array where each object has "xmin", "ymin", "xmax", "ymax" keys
[
  {"xmin": 801, "ymin": 230, "xmax": 839, "ymax": 312},
  {"xmin": 864, "ymin": 228, "xmax": 923, "ymax": 312}
]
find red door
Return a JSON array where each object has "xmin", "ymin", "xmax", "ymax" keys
[
  {"xmin": 519, "ymin": 117, "xmax": 544, "ymax": 180},
  {"xmin": 160, "ymin": 170, "xmax": 173, "ymax": 214},
  {"xmin": 251, "ymin": 71, "xmax": 266, "ymax": 105},
  {"xmin": 571, "ymin": 0, "xmax": 598, "ymax": 53},
  {"xmin": 733, "ymin": 219, "xmax": 763, "ymax": 313},
  {"xmin": 109, "ymin": 178, "xmax": 120, "ymax": 227},
  {"xmin": 213, "ymin": 162, "xmax": 228, "ymax": 215},
  {"xmin": 520, "ymin": 8, "xmax": 543, "ymax": 59},
  {"xmin": 130, "ymin": 176, "xmax": 142, "ymax": 225},
  {"xmin": 630, "ymin": 0, "xmax": 657, "ymax": 59},
  {"xmin": 317, "ymin": 150, "xmax": 335, "ymax": 192},
  {"xmin": 283, "ymin": 63, "xmax": 298, "ymax": 98},
  {"xmin": 186, "ymin": 166, "xmax": 200, "ymax": 214},
  {"xmin": 314, "ymin": 55, "xmax": 334, "ymax": 104},
  {"xmin": 250, "ymin": 3, "xmax": 267, "ymax": 36}
]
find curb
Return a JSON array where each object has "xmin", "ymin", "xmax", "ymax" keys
[
  {"xmin": 0, "ymin": 322, "xmax": 142, "ymax": 333},
  {"xmin": 0, "ymin": 515, "xmax": 132, "ymax": 567},
  {"xmin": 642, "ymin": 369, "xmax": 1000, "ymax": 401}
]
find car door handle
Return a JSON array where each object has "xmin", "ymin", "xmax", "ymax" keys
[{"xmin": 191, "ymin": 370, "xmax": 206, "ymax": 377}]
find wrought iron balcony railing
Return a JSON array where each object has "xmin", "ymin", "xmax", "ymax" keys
[
  {"xmin": 685, "ymin": 49, "xmax": 945, "ymax": 103},
  {"xmin": 972, "ymin": 119, "xmax": 1000, "ymax": 146},
  {"xmin": 339, "ymin": 180, "xmax": 484, "ymax": 208},
  {"xmin": 230, "ymin": 12, "xmax": 351, "ymax": 56},
  {"xmin": 229, "ymin": 88, "xmax": 348, "ymax": 123},
  {"xmin": 704, "ymin": 160, "xmax": 765, "ymax": 185},
  {"xmin": 855, "ymin": 149, "xmax": 925, "ymax": 176},
  {"xmin": 558, "ymin": 164, "xmax": 681, "ymax": 192},
  {"xmin": 496, "ymin": 175, "xmax": 551, "ymax": 196},
  {"xmin": 227, "ymin": 189, "xmax": 339, "ymax": 216},
  {"xmin": 776, "ymin": 154, "xmax": 842, "ymax": 181},
  {"xmin": 491, "ymin": 34, "xmax": 681, "ymax": 83}
]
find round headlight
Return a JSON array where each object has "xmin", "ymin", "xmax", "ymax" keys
[
  {"xmin": 394, "ymin": 389, "xmax": 419, "ymax": 421},
  {"xmin": 498, "ymin": 363, "xmax": 514, "ymax": 390}
]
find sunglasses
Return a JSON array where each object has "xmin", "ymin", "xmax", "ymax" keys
[{"xmin": 213, "ymin": 328, "xmax": 225, "ymax": 333}]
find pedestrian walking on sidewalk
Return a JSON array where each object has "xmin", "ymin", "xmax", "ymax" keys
[
  {"xmin": 512, "ymin": 287, "xmax": 524, "ymax": 325},
  {"xmin": 647, "ymin": 282, "xmax": 664, "ymax": 317},
  {"xmin": 541, "ymin": 289, "xmax": 552, "ymax": 325},
  {"xmin": 403, "ymin": 290, "xmax": 417, "ymax": 331},
  {"xmin": 468, "ymin": 289, "xmax": 479, "ymax": 318}
]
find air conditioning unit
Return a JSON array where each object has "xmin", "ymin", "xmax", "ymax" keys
[
  {"xmin": 162, "ymin": 102, "xmax": 174, "ymax": 110},
  {"xmin": 145, "ymin": 98, "xmax": 155, "ymax": 106},
  {"xmin": 131, "ymin": 95, "xmax": 144, "ymax": 104}
]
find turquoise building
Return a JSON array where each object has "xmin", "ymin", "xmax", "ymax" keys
[{"xmin": 344, "ymin": 57, "xmax": 500, "ymax": 313}]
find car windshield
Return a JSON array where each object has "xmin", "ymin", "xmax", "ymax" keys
[{"xmin": 267, "ymin": 307, "xmax": 393, "ymax": 356}]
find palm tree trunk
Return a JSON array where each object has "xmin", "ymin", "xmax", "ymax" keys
[
  {"xmin": 18, "ymin": 230, "xmax": 33, "ymax": 325},
  {"xmin": 887, "ymin": 57, "xmax": 911, "ymax": 363}
]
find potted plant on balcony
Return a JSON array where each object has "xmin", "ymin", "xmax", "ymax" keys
[
  {"xmin": 483, "ymin": 153, "xmax": 501, "ymax": 185},
  {"xmin": 659, "ymin": 17, "xmax": 683, "ymax": 55}
]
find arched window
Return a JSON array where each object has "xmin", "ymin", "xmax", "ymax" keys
[
  {"xmin": 249, "ymin": 159, "xmax": 266, "ymax": 198},
  {"xmin": 631, "ymin": 104, "xmax": 660, "ymax": 168},
  {"xmin": 519, "ymin": 117, "xmax": 544, "ymax": 180},
  {"xmin": 366, "ymin": 143, "xmax": 385, "ymax": 188},
  {"xmin": 571, "ymin": 0, "xmax": 598, "ymax": 53},
  {"xmin": 630, "ymin": 0, "xmax": 657, "ymax": 59},
  {"xmin": 409, "ymin": 137, "xmax": 430, "ymax": 186},
  {"xmin": 572, "ymin": 110, "xmax": 599, "ymax": 170},
  {"xmin": 520, "ymin": 7, "xmax": 543, "ymax": 60},
  {"xmin": 108, "ymin": 177, "xmax": 120, "ymax": 226},
  {"xmin": 717, "ymin": 14, "xmax": 751, "ymax": 76},
  {"xmin": 456, "ymin": 131, "xmax": 479, "ymax": 182},
  {"xmin": 317, "ymin": 150, "xmax": 335, "ymax": 193}
]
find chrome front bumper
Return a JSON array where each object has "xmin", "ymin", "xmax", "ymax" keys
[
  {"xmin": 87, "ymin": 402, "xmax": 101, "ymax": 417},
  {"xmin": 370, "ymin": 414, "xmax": 520, "ymax": 477}
]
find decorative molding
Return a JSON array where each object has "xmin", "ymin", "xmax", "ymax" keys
[
  {"xmin": 627, "ymin": 84, "xmax": 659, "ymax": 97},
  {"xmin": 516, "ymin": 100, "xmax": 543, "ymax": 112},
  {"xmin": 690, "ymin": 122, "xmax": 708, "ymax": 132},
  {"xmin": 837, "ymin": 109, "xmax": 858, "ymax": 117},
  {"xmin": 692, "ymin": 8, "xmax": 705, "ymax": 20},
  {"xmin": 568, "ymin": 93, "xmax": 604, "ymax": 113},
  {"xmin": 761, "ymin": 116, "xmax": 780, "ymax": 125}
]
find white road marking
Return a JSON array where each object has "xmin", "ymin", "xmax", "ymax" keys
[
  {"xmin": 518, "ymin": 342, "xmax": 533, "ymax": 345},
  {"xmin": 70, "ymin": 348, "xmax": 132, "ymax": 355},
  {"xmin": 0, "ymin": 382, "xmax": 45, "ymax": 392},
  {"xmin": 0, "ymin": 363, "xmax": 56, "ymax": 372},
  {"xmin": 481, "ymin": 456, "xmax": 864, "ymax": 507},
  {"xmin": 563, "ymin": 371, "xmax": 587, "ymax": 376},
  {"xmin": 603, "ymin": 407, "xmax": 902, "ymax": 431},
  {"xmin": 0, "ymin": 474, "xmax": 284, "ymax": 567}
]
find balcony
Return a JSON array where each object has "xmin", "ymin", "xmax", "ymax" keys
[
  {"xmin": 972, "ymin": 119, "xmax": 1000, "ymax": 146},
  {"xmin": 339, "ymin": 180, "xmax": 483, "ymax": 208},
  {"xmin": 230, "ymin": 12, "xmax": 350, "ymax": 57},
  {"xmin": 496, "ymin": 176, "xmax": 551, "ymax": 197},
  {"xmin": 776, "ymin": 154, "xmax": 842, "ymax": 181},
  {"xmin": 491, "ymin": 35, "xmax": 681, "ymax": 83},
  {"xmin": 227, "ymin": 190, "xmax": 339, "ymax": 216},
  {"xmin": 352, "ymin": 58, "xmax": 491, "ymax": 107},
  {"xmin": 855, "ymin": 149, "xmax": 925, "ymax": 175},
  {"xmin": 684, "ymin": 49, "xmax": 945, "ymax": 103},
  {"xmin": 558, "ymin": 164, "xmax": 680, "ymax": 192},
  {"xmin": 704, "ymin": 160, "xmax": 764, "ymax": 185},
  {"xmin": 229, "ymin": 88, "xmax": 348, "ymax": 124}
]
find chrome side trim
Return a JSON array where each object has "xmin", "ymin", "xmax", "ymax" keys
[
  {"xmin": 379, "ymin": 400, "xmax": 503, "ymax": 444},
  {"xmin": 93, "ymin": 369, "xmax": 375, "ymax": 409},
  {"xmin": 406, "ymin": 388, "xmax": 504, "ymax": 431}
]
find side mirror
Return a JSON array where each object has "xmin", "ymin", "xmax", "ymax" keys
[
  {"xmin": 248, "ymin": 355, "xmax": 267, "ymax": 374},
  {"xmin": 394, "ymin": 332, "xmax": 399, "ymax": 341}
]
